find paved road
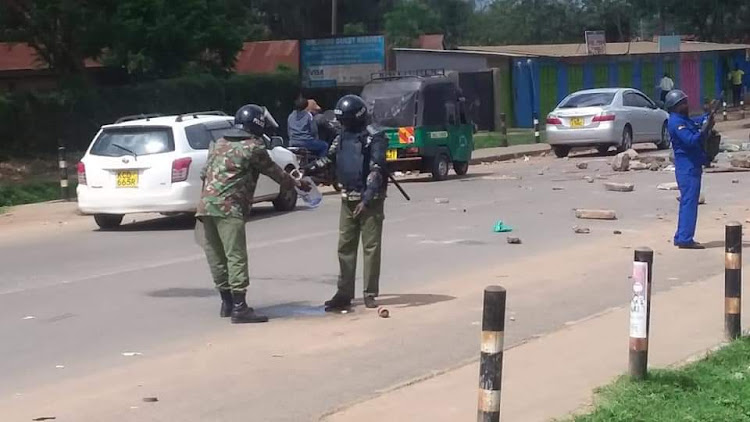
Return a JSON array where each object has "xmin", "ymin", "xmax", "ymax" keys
[{"xmin": 1, "ymin": 147, "xmax": 748, "ymax": 421}]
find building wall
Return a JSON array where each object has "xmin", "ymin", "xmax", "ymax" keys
[
  {"xmin": 395, "ymin": 51, "xmax": 488, "ymax": 73},
  {"xmin": 512, "ymin": 50, "xmax": 746, "ymax": 128}
]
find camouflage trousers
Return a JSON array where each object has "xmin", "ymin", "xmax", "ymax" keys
[
  {"xmin": 337, "ymin": 199, "xmax": 385, "ymax": 299},
  {"xmin": 201, "ymin": 216, "xmax": 249, "ymax": 292}
]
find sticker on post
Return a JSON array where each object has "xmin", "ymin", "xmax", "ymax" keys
[{"xmin": 629, "ymin": 261, "xmax": 649, "ymax": 339}]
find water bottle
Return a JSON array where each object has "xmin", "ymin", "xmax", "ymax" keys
[{"xmin": 290, "ymin": 169, "xmax": 322, "ymax": 208}]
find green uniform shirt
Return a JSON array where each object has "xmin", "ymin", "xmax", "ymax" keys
[{"xmin": 196, "ymin": 136, "xmax": 294, "ymax": 219}]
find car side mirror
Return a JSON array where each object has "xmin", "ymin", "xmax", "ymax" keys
[
  {"xmin": 656, "ymin": 101, "xmax": 665, "ymax": 109},
  {"xmin": 270, "ymin": 136, "xmax": 285, "ymax": 149}
]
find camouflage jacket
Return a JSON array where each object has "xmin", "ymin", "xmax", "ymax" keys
[{"xmin": 196, "ymin": 136, "xmax": 295, "ymax": 219}]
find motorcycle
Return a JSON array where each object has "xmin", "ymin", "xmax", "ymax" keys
[{"xmin": 288, "ymin": 110, "xmax": 341, "ymax": 191}]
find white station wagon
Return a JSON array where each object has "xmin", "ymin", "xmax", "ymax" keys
[{"xmin": 77, "ymin": 112, "xmax": 300, "ymax": 229}]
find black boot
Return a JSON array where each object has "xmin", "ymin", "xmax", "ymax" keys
[
  {"xmin": 364, "ymin": 295, "xmax": 377, "ymax": 309},
  {"xmin": 219, "ymin": 289, "xmax": 233, "ymax": 318},
  {"xmin": 230, "ymin": 291, "xmax": 269, "ymax": 324},
  {"xmin": 324, "ymin": 292, "xmax": 352, "ymax": 311}
]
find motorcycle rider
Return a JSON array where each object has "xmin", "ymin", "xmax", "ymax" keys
[
  {"xmin": 305, "ymin": 94, "xmax": 388, "ymax": 311},
  {"xmin": 198, "ymin": 104, "xmax": 310, "ymax": 323},
  {"xmin": 288, "ymin": 97, "xmax": 328, "ymax": 158},
  {"xmin": 665, "ymin": 90, "xmax": 714, "ymax": 250}
]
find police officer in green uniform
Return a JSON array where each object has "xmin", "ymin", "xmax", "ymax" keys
[
  {"xmin": 197, "ymin": 104, "xmax": 309, "ymax": 323},
  {"xmin": 304, "ymin": 95, "xmax": 388, "ymax": 311}
]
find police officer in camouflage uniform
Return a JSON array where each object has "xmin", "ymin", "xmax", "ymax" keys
[
  {"xmin": 197, "ymin": 104, "xmax": 309, "ymax": 323},
  {"xmin": 305, "ymin": 95, "xmax": 388, "ymax": 311}
]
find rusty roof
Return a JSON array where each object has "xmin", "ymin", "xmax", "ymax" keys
[
  {"xmin": 458, "ymin": 41, "xmax": 750, "ymax": 58},
  {"xmin": 0, "ymin": 43, "xmax": 102, "ymax": 72},
  {"xmin": 235, "ymin": 40, "xmax": 299, "ymax": 74}
]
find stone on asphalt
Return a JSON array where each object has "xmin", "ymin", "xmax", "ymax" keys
[
  {"xmin": 575, "ymin": 209, "xmax": 617, "ymax": 220},
  {"xmin": 611, "ymin": 152, "xmax": 630, "ymax": 171},
  {"xmin": 649, "ymin": 162, "xmax": 662, "ymax": 171},
  {"xmin": 507, "ymin": 237, "xmax": 522, "ymax": 244},
  {"xmin": 730, "ymin": 155, "xmax": 750, "ymax": 168},
  {"xmin": 657, "ymin": 182, "xmax": 679, "ymax": 191},
  {"xmin": 576, "ymin": 162, "xmax": 588, "ymax": 170},
  {"xmin": 613, "ymin": 230, "xmax": 622, "ymax": 235},
  {"xmin": 434, "ymin": 198, "xmax": 450, "ymax": 204},
  {"xmin": 573, "ymin": 226, "xmax": 591, "ymax": 234},
  {"xmin": 583, "ymin": 176, "xmax": 595, "ymax": 183},
  {"xmin": 629, "ymin": 161, "xmax": 649, "ymax": 171},
  {"xmin": 552, "ymin": 187, "xmax": 565, "ymax": 191},
  {"xmin": 732, "ymin": 179, "xmax": 740, "ymax": 184},
  {"xmin": 624, "ymin": 149, "xmax": 639, "ymax": 160},
  {"xmin": 604, "ymin": 182, "xmax": 635, "ymax": 192}
]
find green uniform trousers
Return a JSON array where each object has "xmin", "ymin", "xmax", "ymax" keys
[
  {"xmin": 201, "ymin": 216, "xmax": 249, "ymax": 292},
  {"xmin": 337, "ymin": 198, "xmax": 385, "ymax": 299}
]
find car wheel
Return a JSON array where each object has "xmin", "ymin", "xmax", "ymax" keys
[
  {"xmin": 431, "ymin": 153, "xmax": 450, "ymax": 181},
  {"xmin": 657, "ymin": 121, "xmax": 670, "ymax": 150},
  {"xmin": 617, "ymin": 125, "xmax": 633, "ymax": 153},
  {"xmin": 453, "ymin": 161, "xmax": 469, "ymax": 175},
  {"xmin": 94, "ymin": 214, "xmax": 124, "ymax": 230},
  {"xmin": 596, "ymin": 145, "xmax": 610, "ymax": 155},
  {"xmin": 552, "ymin": 146, "xmax": 571, "ymax": 158}
]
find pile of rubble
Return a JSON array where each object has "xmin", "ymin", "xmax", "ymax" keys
[{"xmin": 611, "ymin": 149, "xmax": 671, "ymax": 172}]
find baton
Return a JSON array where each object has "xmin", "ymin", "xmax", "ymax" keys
[{"xmin": 387, "ymin": 172, "xmax": 411, "ymax": 201}]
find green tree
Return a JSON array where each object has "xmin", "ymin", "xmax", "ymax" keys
[
  {"xmin": 0, "ymin": 0, "xmax": 115, "ymax": 76},
  {"xmin": 384, "ymin": 0, "xmax": 440, "ymax": 47},
  {"xmin": 102, "ymin": 0, "xmax": 246, "ymax": 79}
]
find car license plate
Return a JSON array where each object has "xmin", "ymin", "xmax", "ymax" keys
[
  {"xmin": 116, "ymin": 170, "xmax": 138, "ymax": 188},
  {"xmin": 570, "ymin": 117, "xmax": 584, "ymax": 128},
  {"xmin": 386, "ymin": 149, "xmax": 398, "ymax": 161}
]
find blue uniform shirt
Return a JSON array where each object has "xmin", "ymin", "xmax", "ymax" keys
[{"xmin": 668, "ymin": 112, "xmax": 708, "ymax": 175}]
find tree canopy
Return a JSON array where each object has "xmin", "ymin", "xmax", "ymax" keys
[{"xmin": 1, "ymin": 0, "xmax": 748, "ymax": 81}]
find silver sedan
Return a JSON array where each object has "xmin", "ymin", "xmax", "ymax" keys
[{"xmin": 545, "ymin": 88, "xmax": 670, "ymax": 158}]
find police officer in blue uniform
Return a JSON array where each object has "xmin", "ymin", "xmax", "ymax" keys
[{"xmin": 665, "ymin": 90, "xmax": 715, "ymax": 249}]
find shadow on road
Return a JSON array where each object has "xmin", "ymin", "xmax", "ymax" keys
[
  {"xmin": 147, "ymin": 287, "xmax": 216, "ymax": 298},
  {"xmin": 356, "ymin": 293, "xmax": 456, "ymax": 308},
  {"xmin": 102, "ymin": 206, "xmax": 294, "ymax": 233}
]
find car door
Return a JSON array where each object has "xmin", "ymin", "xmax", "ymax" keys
[
  {"xmin": 635, "ymin": 92, "xmax": 663, "ymax": 141},
  {"xmin": 621, "ymin": 92, "xmax": 645, "ymax": 142},
  {"xmin": 205, "ymin": 120, "xmax": 279, "ymax": 200}
]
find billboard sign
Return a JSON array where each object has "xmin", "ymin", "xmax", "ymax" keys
[
  {"xmin": 658, "ymin": 35, "xmax": 681, "ymax": 53},
  {"xmin": 585, "ymin": 31, "xmax": 606, "ymax": 55},
  {"xmin": 301, "ymin": 35, "xmax": 386, "ymax": 88}
]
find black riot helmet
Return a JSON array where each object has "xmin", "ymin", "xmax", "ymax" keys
[
  {"xmin": 334, "ymin": 95, "xmax": 368, "ymax": 130},
  {"xmin": 225, "ymin": 104, "xmax": 276, "ymax": 138}
]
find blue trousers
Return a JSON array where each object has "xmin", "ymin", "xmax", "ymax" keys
[
  {"xmin": 674, "ymin": 172, "xmax": 701, "ymax": 245},
  {"xmin": 291, "ymin": 139, "xmax": 329, "ymax": 158}
]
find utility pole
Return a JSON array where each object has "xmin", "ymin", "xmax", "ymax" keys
[{"xmin": 331, "ymin": 0, "xmax": 338, "ymax": 35}]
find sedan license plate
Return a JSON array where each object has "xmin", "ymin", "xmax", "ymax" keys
[
  {"xmin": 116, "ymin": 170, "xmax": 138, "ymax": 188},
  {"xmin": 570, "ymin": 117, "xmax": 585, "ymax": 128},
  {"xmin": 386, "ymin": 149, "xmax": 398, "ymax": 161}
]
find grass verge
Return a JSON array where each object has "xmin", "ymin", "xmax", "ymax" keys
[
  {"xmin": 0, "ymin": 181, "xmax": 77, "ymax": 208},
  {"xmin": 474, "ymin": 129, "xmax": 547, "ymax": 150},
  {"xmin": 570, "ymin": 338, "xmax": 750, "ymax": 422}
]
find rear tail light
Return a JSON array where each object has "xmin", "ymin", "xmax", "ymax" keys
[
  {"xmin": 171, "ymin": 157, "xmax": 192, "ymax": 183},
  {"xmin": 546, "ymin": 116, "xmax": 562, "ymax": 125},
  {"xmin": 592, "ymin": 113, "xmax": 615, "ymax": 122},
  {"xmin": 77, "ymin": 162, "xmax": 86, "ymax": 185}
]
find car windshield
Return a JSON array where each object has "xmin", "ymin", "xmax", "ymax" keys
[
  {"xmin": 90, "ymin": 127, "xmax": 174, "ymax": 157},
  {"xmin": 559, "ymin": 92, "xmax": 616, "ymax": 108},
  {"xmin": 361, "ymin": 79, "xmax": 422, "ymax": 127}
]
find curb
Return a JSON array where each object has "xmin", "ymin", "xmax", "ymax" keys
[{"xmin": 469, "ymin": 145, "xmax": 551, "ymax": 165}]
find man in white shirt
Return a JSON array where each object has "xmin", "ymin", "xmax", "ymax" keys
[{"xmin": 660, "ymin": 73, "xmax": 675, "ymax": 102}]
